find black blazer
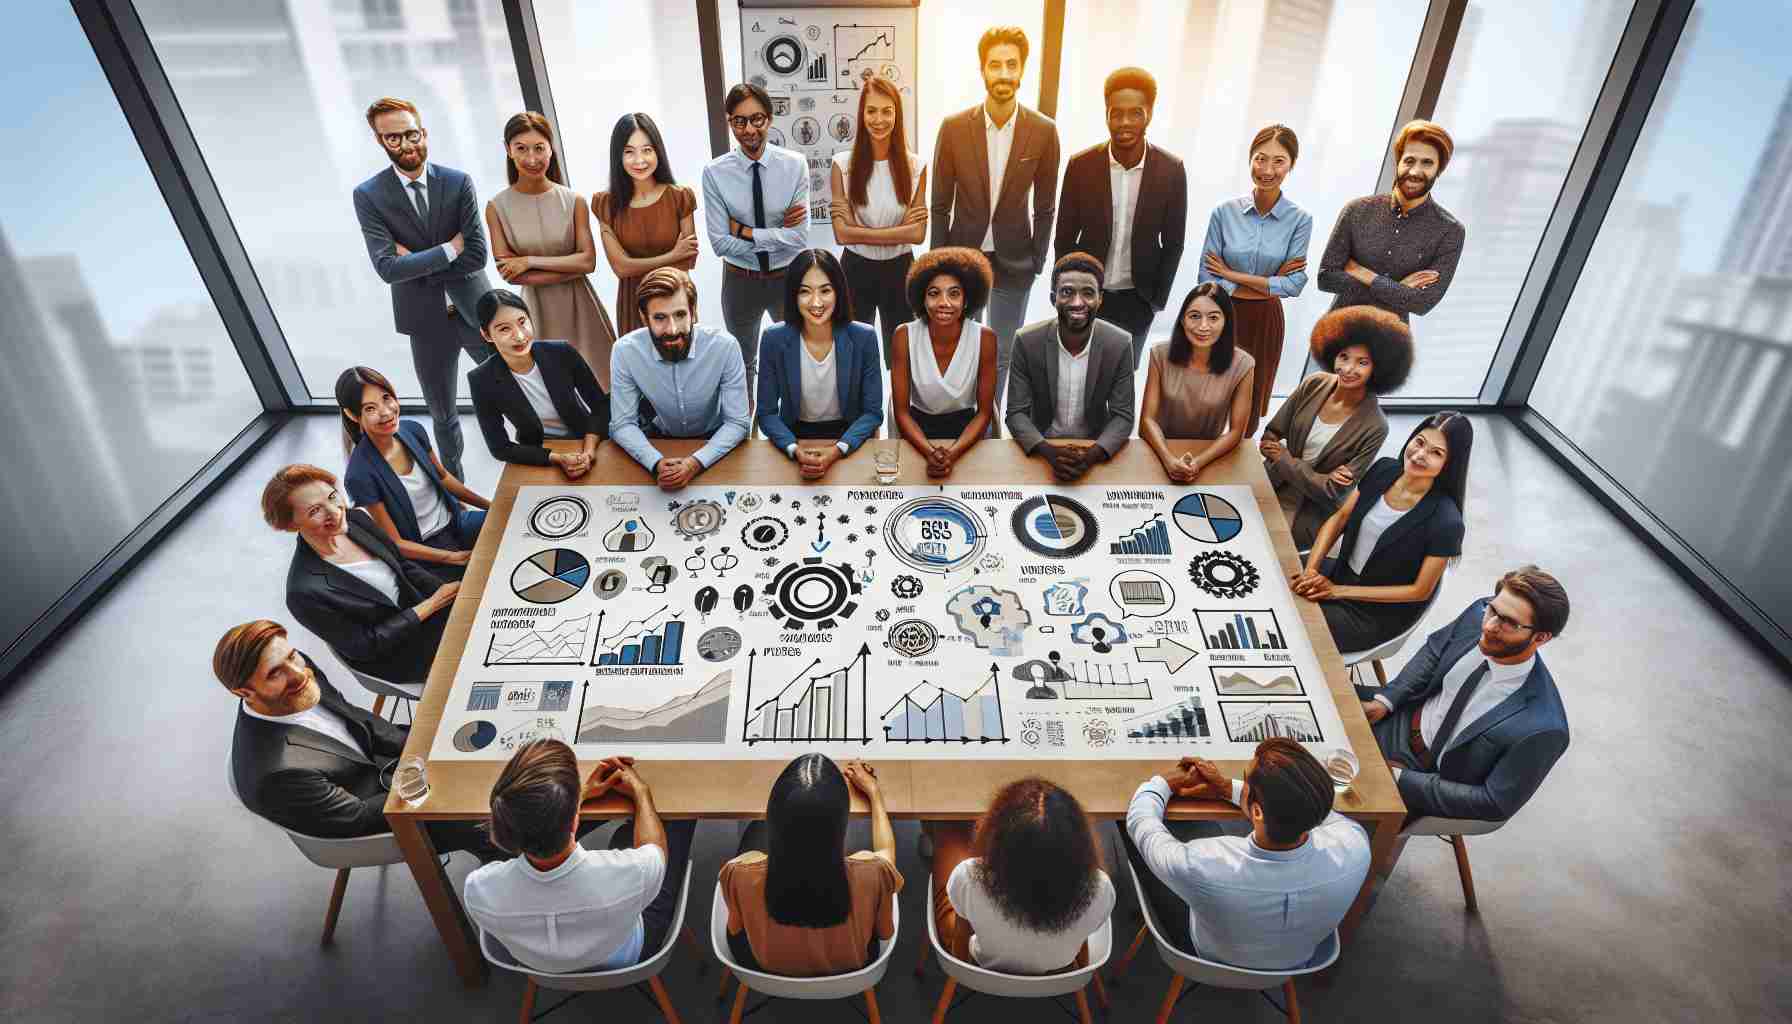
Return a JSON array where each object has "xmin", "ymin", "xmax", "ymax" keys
[
  {"xmin": 1332, "ymin": 456, "xmax": 1464, "ymax": 590},
  {"xmin": 468, "ymin": 341, "xmax": 609, "ymax": 467},
  {"xmin": 230, "ymin": 662, "xmax": 408, "ymax": 838},
  {"xmin": 1054, "ymin": 142, "xmax": 1189, "ymax": 311},
  {"xmin": 285, "ymin": 507, "xmax": 448, "ymax": 683}
]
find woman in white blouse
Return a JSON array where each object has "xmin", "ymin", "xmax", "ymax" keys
[
  {"xmin": 755, "ymin": 250, "xmax": 884, "ymax": 479},
  {"xmin": 889, "ymin": 248, "xmax": 998, "ymax": 478},
  {"xmin": 467, "ymin": 289, "xmax": 606, "ymax": 478},
  {"xmin": 830, "ymin": 75, "xmax": 927, "ymax": 362}
]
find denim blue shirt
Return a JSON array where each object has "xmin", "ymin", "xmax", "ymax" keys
[
  {"xmin": 1127, "ymin": 775, "xmax": 1368, "ymax": 970},
  {"xmin": 1198, "ymin": 194, "xmax": 1313, "ymax": 298},
  {"xmin": 701, "ymin": 145, "xmax": 812, "ymax": 271},
  {"xmin": 609, "ymin": 325, "xmax": 751, "ymax": 472}
]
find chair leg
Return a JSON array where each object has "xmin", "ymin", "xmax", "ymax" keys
[
  {"xmin": 1451, "ymin": 835, "xmax": 1479, "ymax": 913},
  {"xmin": 1075, "ymin": 986, "xmax": 1093, "ymax": 1024},
  {"xmin": 517, "ymin": 978, "xmax": 537, "ymax": 1024},
  {"xmin": 727, "ymin": 980, "xmax": 749, "ymax": 1024},
  {"xmin": 371, "ymin": 694, "xmax": 387, "ymax": 718},
  {"xmin": 1111, "ymin": 924, "xmax": 1148, "ymax": 983},
  {"xmin": 1372, "ymin": 659, "xmax": 1388, "ymax": 685},
  {"xmin": 321, "ymin": 867, "xmax": 351, "ymax": 945},
  {"xmin": 717, "ymin": 966, "xmax": 733, "ymax": 1002},
  {"xmin": 1154, "ymin": 975, "xmax": 1186, "ymax": 1024},
  {"xmin": 1092, "ymin": 972, "xmax": 1110, "ymax": 1009},
  {"xmin": 647, "ymin": 974, "xmax": 683, "ymax": 1024},
  {"xmin": 914, "ymin": 939, "xmax": 931, "ymax": 978},
  {"xmin": 864, "ymin": 987, "xmax": 882, "ymax": 1024},
  {"xmin": 680, "ymin": 925, "xmax": 706, "ymax": 972},
  {"xmin": 1284, "ymin": 979, "xmax": 1302, "ymax": 1024},
  {"xmin": 930, "ymin": 977, "xmax": 957, "ymax": 1024}
]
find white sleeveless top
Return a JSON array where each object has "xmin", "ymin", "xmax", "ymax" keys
[
  {"xmin": 906, "ymin": 317, "xmax": 982, "ymax": 415},
  {"xmin": 833, "ymin": 151, "xmax": 919, "ymax": 261}
]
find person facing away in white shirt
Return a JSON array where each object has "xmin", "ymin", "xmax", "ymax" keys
[
  {"xmin": 1123, "ymin": 738, "xmax": 1370, "ymax": 971},
  {"xmin": 463, "ymin": 740, "xmax": 697, "ymax": 975}
]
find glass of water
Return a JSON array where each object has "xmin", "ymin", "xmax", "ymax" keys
[
  {"xmin": 873, "ymin": 442, "xmax": 900, "ymax": 485},
  {"xmin": 1324, "ymin": 747, "xmax": 1360, "ymax": 796},
  {"xmin": 394, "ymin": 754, "xmax": 430, "ymax": 808}
]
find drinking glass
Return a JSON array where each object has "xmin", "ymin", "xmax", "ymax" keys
[
  {"xmin": 873, "ymin": 442, "xmax": 900, "ymax": 484},
  {"xmin": 394, "ymin": 754, "xmax": 430, "ymax": 808},
  {"xmin": 1324, "ymin": 747, "xmax": 1360, "ymax": 794}
]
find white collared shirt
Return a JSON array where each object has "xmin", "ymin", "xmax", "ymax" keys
[
  {"xmin": 1045, "ymin": 328, "xmax": 1092, "ymax": 439},
  {"xmin": 242, "ymin": 700, "xmax": 361, "ymax": 757},
  {"xmin": 389, "ymin": 162, "xmax": 458, "ymax": 266},
  {"xmin": 464, "ymin": 844, "xmax": 666, "ymax": 975},
  {"xmin": 1106, "ymin": 148, "xmax": 1148, "ymax": 290},
  {"xmin": 980, "ymin": 105, "xmax": 1017, "ymax": 252},
  {"xmin": 1375, "ymin": 648, "xmax": 1535, "ymax": 773}
]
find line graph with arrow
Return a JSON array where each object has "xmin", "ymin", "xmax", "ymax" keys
[{"xmin": 741, "ymin": 644, "xmax": 872, "ymax": 745}]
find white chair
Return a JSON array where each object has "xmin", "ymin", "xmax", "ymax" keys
[
  {"xmin": 919, "ymin": 884, "xmax": 1111, "ymax": 1024},
  {"xmin": 1396, "ymin": 816, "xmax": 1505, "ymax": 913},
  {"xmin": 226, "ymin": 766, "xmax": 406, "ymax": 944},
  {"xmin": 1111, "ymin": 868, "xmax": 1339, "ymax": 1024},
  {"xmin": 1338, "ymin": 567, "xmax": 1449, "ymax": 685},
  {"xmin": 711, "ymin": 880, "xmax": 899, "ymax": 1024},
  {"xmin": 480, "ymin": 859, "xmax": 699, "ymax": 1024},
  {"xmin": 327, "ymin": 644, "xmax": 422, "ymax": 722}
]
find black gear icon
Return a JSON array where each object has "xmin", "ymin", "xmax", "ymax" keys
[
  {"xmin": 1189, "ymin": 550, "xmax": 1261, "ymax": 599},
  {"xmin": 891, "ymin": 574, "xmax": 923, "ymax": 600}
]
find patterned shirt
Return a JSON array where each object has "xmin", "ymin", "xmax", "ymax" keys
[{"xmin": 1316, "ymin": 192, "xmax": 1465, "ymax": 321}]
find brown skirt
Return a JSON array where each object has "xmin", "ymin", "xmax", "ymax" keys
[{"xmin": 1230, "ymin": 295, "xmax": 1284, "ymax": 429}]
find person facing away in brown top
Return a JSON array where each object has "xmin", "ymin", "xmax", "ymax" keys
[{"xmin": 720, "ymin": 754, "xmax": 903, "ymax": 978}]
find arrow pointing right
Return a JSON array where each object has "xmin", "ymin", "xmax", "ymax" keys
[{"xmin": 1133, "ymin": 637, "xmax": 1199, "ymax": 675}]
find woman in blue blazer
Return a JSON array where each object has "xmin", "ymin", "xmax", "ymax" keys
[
  {"xmin": 1291, "ymin": 412, "xmax": 1474, "ymax": 653},
  {"xmin": 467, "ymin": 288, "xmax": 608, "ymax": 478},
  {"xmin": 337, "ymin": 366, "xmax": 490, "ymax": 579},
  {"xmin": 756, "ymin": 249, "xmax": 884, "ymax": 480}
]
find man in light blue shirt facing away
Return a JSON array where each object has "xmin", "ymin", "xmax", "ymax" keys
[
  {"xmin": 1123, "ymin": 738, "xmax": 1369, "ymax": 970},
  {"xmin": 609, "ymin": 267, "xmax": 751, "ymax": 490}
]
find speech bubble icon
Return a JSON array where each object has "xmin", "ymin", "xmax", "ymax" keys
[{"xmin": 1109, "ymin": 569, "xmax": 1174, "ymax": 619}]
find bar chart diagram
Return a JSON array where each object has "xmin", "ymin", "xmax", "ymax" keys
[
  {"xmin": 1124, "ymin": 697, "xmax": 1211, "ymax": 742},
  {"xmin": 484, "ymin": 613, "xmax": 591, "ymax": 667},
  {"xmin": 883, "ymin": 668, "xmax": 1008, "ymax": 743},
  {"xmin": 1196, "ymin": 609, "xmax": 1289, "ymax": 651},
  {"xmin": 593, "ymin": 610, "xmax": 684, "ymax": 666},
  {"xmin": 743, "ymin": 646, "xmax": 871, "ymax": 745},
  {"xmin": 1220, "ymin": 701, "xmax": 1323, "ymax": 743},
  {"xmin": 1057, "ymin": 659, "xmax": 1152, "ymax": 701},
  {"xmin": 1109, "ymin": 515, "xmax": 1172, "ymax": 556}
]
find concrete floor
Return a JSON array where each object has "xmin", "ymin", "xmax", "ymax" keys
[{"xmin": 1, "ymin": 412, "xmax": 1787, "ymax": 1023}]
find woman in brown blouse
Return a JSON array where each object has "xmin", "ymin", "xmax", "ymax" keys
[
  {"xmin": 593, "ymin": 113, "xmax": 699, "ymax": 336},
  {"xmin": 1140, "ymin": 282, "xmax": 1256, "ymax": 483}
]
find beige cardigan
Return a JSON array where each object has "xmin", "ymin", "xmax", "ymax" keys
[{"xmin": 1261, "ymin": 373, "xmax": 1389, "ymax": 548}]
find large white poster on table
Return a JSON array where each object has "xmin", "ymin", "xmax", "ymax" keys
[{"xmin": 430, "ymin": 484, "xmax": 1348, "ymax": 762}]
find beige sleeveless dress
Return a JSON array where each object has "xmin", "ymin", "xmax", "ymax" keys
[{"xmin": 489, "ymin": 183, "xmax": 619, "ymax": 389}]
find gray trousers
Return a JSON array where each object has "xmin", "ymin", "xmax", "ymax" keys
[
  {"xmin": 982, "ymin": 268, "xmax": 1035, "ymax": 435},
  {"xmin": 719, "ymin": 267, "xmax": 785, "ymax": 398},
  {"xmin": 410, "ymin": 312, "xmax": 496, "ymax": 480}
]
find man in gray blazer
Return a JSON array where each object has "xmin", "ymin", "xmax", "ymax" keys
[
  {"xmin": 930, "ymin": 26, "xmax": 1061, "ymax": 420},
  {"xmin": 1005, "ymin": 254, "xmax": 1134, "ymax": 481},
  {"xmin": 1358, "ymin": 566, "xmax": 1572, "ymax": 822},
  {"xmin": 352, "ymin": 97, "xmax": 495, "ymax": 480}
]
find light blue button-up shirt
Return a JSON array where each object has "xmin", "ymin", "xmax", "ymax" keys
[
  {"xmin": 608, "ymin": 325, "xmax": 751, "ymax": 472},
  {"xmin": 701, "ymin": 145, "xmax": 812, "ymax": 271},
  {"xmin": 1198, "ymin": 194, "xmax": 1313, "ymax": 298},
  {"xmin": 1126, "ymin": 775, "xmax": 1368, "ymax": 970}
]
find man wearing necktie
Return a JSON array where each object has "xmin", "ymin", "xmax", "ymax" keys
[{"xmin": 1357, "ymin": 565, "xmax": 1571, "ymax": 823}]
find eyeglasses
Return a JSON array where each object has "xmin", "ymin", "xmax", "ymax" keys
[
  {"xmin": 728, "ymin": 114, "xmax": 770, "ymax": 130},
  {"xmin": 380, "ymin": 129, "xmax": 423, "ymax": 148},
  {"xmin": 1483, "ymin": 601, "xmax": 1535, "ymax": 633}
]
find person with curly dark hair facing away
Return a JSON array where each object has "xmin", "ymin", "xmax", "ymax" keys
[
  {"xmin": 890, "ymin": 247, "xmax": 1000, "ymax": 476},
  {"xmin": 1261, "ymin": 306, "xmax": 1412, "ymax": 549},
  {"xmin": 928, "ymin": 778, "xmax": 1116, "ymax": 976}
]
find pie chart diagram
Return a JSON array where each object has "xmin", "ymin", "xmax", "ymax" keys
[
  {"xmin": 1171, "ymin": 493, "xmax": 1244, "ymax": 544},
  {"xmin": 883, "ymin": 496, "xmax": 987, "ymax": 573},
  {"xmin": 1011, "ymin": 495, "xmax": 1100, "ymax": 558},
  {"xmin": 453, "ymin": 720, "xmax": 497, "ymax": 752},
  {"xmin": 511, "ymin": 548, "xmax": 591, "ymax": 604}
]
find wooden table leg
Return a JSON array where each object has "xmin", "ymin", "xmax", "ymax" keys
[
  {"xmin": 1340, "ymin": 811, "xmax": 1402, "ymax": 941},
  {"xmin": 389, "ymin": 815, "xmax": 487, "ymax": 986}
]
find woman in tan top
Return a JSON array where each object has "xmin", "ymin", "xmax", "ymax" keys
[
  {"xmin": 720, "ymin": 754, "xmax": 902, "ymax": 983},
  {"xmin": 486, "ymin": 112, "xmax": 620, "ymax": 388},
  {"xmin": 1140, "ymin": 282, "xmax": 1256, "ymax": 483},
  {"xmin": 594, "ymin": 113, "xmax": 700, "ymax": 337}
]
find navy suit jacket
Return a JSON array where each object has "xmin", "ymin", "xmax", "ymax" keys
[
  {"xmin": 1379, "ymin": 598, "xmax": 1570, "ymax": 821},
  {"xmin": 285, "ymin": 509, "xmax": 447, "ymax": 683},
  {"xmin": 755, "ymin": 321, "xmax": 884, "ymax": 454},
  {"xmin": 467, "ymin": 342, "xmax": 609, "ymax": 467},
  {"xmin": 351, "ymin": 163, "xmax": 493, "ymax": 334},
  {"xmin": 343, "ymin": 420, "xmax": 462, "ymax": 544}
]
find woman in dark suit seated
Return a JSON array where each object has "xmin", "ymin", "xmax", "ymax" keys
[
  {"xmin": 889, "ymin": 247, "xmax": 998, "ymax": 478},
  {"xmin": 264, "ymin": 463, "xmax": 460, "ymax": 685},
  {"xmin": 338, "ymin": 365, "xmax": 491, "ymax": 580},
  {"xmin": 1291, "ymin": 412, "xmax": 1473, "ymax": 654},
  {"xmin": 468, "ymin": 288, "xmax": 607, "ymax": 479},
  {"xmin": 756, "ymin": 249, "xmax": 884, "ymax": 480},
  {"xmin": 1259, "ymin": 307, "xmax": 1410, "ymax": 550}
]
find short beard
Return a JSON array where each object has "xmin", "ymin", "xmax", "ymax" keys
[
  {"xmin": 1398, "ymin": 174, "xmax": 1433, "ymax": 198},
  {"xmin": 1479, "ymin": 632, "xmax": 1529, "ymax": 659},
  {"xmin": 652, "ymin": 331, "xmax": 691, "ymax": 362}
]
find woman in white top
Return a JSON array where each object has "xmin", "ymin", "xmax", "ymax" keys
[
  {"xmin": 929, "ymin": 778, "xmax": 1116, "ymax": 980},
  {"xmin": 337, "ymin": 365, "xmax": 490, "ymax": 579},
  {"xmin": 830, "ymin": 75, "xmax": 927, "ymax": 363},
  {"xmin": 468, "ymin": 289, "xmax": 606, "ymax": 478},
  {"xmin": 755, "ymin": 250, "xmax": 884, "ymax": 478},
  {"xmin": 890, "ymin": 248, "xmax": 998, "ymax": 478}
]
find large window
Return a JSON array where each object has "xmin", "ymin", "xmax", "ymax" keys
[
  {"xmin": 1529, "ymin": 3, "xmax": 1792, "ymax": 638},
  {"xmin": 1054, "ymin": 0, "xmax": 1429, "ymax": 397},
  {"xmin": 0, "ymin": 4, "xmax": 262, "ymax": 656},
  {"xmin": 134, "ymin": 0, "xmax": 526, "ymax": 399}
]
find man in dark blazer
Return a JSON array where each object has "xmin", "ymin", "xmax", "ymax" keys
[
  {"xmin": 218, "ymin": 619, "xmax": 495, "ymax": 856},
  {"xmin": 1005, "ymin": 254, "xmax": 1134, "ymax": 480},
  {"xmin": 1357, "ymin": 566, "xmax": 1571, "ymax": 822},
  {"xmin": 930, "ymin": 26, "xmax": 1061, "ymax": 418},
  {"xmin": 352, "ymin": 96, "xmax": 495, "ymax": 481},
  {"xmin": 1055, "ymin": 67, "xmax": 1188, "ymax": 369}
]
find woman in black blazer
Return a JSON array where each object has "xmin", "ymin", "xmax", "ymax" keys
[
  {"xmin": 263, "ymin": 463, "xmax": 460, "ymax": 684},
  {"xmin": 467, "ymin": 288, "xmax": 607, "ymax": 477},
  {"xmin": 1291, "ymin": 412, "xmax": 1473, "ymax": 653}
]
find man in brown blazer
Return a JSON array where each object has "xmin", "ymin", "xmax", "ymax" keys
[{"xmin": 930, "ymin": 26, "xmax": 1061, "ymax": 420}]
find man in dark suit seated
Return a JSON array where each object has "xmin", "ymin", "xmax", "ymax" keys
[
  {"xmin": 1357, "ymin": 565, "xmax": 1571, "ymax": 822},
  {"xmin": 217, "ymin": 619, "xmax": 497, "ymax": 858}
]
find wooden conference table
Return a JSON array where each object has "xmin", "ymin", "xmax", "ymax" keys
[{"xmin": 385, "ymin": 436, "xmax": 1406, "ymax": 986}]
